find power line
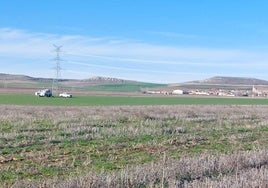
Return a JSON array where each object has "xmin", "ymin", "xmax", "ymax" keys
[{"xmin": 52, "ymin": 44, "xmax": 62, "ymax": 94}]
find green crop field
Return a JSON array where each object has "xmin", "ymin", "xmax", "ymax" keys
[
  {"xmin": 0, "ymin": 94, "xmax": 268, "ymax": 106},
  {"xmin": 82, "ymin": 82, "xmax": 167, "ymax": 92}
]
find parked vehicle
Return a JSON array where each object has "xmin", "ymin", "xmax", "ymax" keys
[
  {"xmin": 35, "ymin": 89, "xmax": 52, "ymax": 97},
  {"xmin": 59, "ymin": 92, "xmax": 72, "ymax": 98},
  {"xmin": 35, "ymin": 90, "xmax": 42, "ymax": 96}
]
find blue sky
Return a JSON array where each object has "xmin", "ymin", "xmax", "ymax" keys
[{"xmin": 1, "ymin": 0, "xmax": 268, "ymax": 83}]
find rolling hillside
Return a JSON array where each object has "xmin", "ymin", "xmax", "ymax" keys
[
  {"xmin": 0, "ymin": 73, "xmax": 166, "ymax": 93},
  {"xmin": 1, "ymin": 73, "xmax": 268, "ymax": 94},
  {"xmin": 188, "ymin": 76, "xmax": 268, "ymax": 85}
]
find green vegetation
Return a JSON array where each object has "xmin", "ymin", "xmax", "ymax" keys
[
  {"xmin": 0, "ymin": 81, "xmax": 53, "ymax": 88},
  {"xmin": 1, "ymin": 94, "xmax": 268, "ymax": 106},
  {"xmin": 0, "ymin": 105, "xmax": 267, "ymax": 186},
  {"xmin": 0, "ymin": 78, "xmax": 165, "ymax": 92},
  {"xmin": 82, "ymin": 82, "xmax": 166, "ymax": 92}
]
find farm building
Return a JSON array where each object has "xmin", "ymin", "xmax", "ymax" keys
[
  {"xmin": 172, "ymin": 89, "xmax": 184, "ymax": 95},
  {"xmin": 252, "ymin": 86, "xmax": 268, "ymax": 97}
]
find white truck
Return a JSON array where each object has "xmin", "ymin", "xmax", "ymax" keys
[
  {"xmin": 35, "ymin": 89, "xmax": 52, "ymax": 97},
  {"xmin": 59, "ymin": 92, "xmax": 72, "ymax": 98}
]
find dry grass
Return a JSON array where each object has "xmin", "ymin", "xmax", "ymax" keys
[{"xmin": 0, "ymin": 105, "xmax": 268, "ymax": 187}]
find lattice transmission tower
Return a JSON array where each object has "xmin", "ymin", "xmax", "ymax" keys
[{"xmin": 52, "ymin": 45, "xmax": 62, "ymax": 94}]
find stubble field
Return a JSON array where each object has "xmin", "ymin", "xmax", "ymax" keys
[{"xmin": 0, "ymin": 105, "xmax": 268, "ymax": 187}]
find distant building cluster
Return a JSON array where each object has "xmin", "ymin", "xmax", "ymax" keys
[{"xmin": 143, "ymin": 86, "xmax": 268, "ymax": 97}]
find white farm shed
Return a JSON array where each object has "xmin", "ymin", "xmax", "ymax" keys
[{"xmin": 172, "ymin": 89, "xmax": 184, "ymax": 95}]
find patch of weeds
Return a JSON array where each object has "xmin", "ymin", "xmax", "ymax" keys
[
  {"xmin": 1, "ymin": 147, "xmax": 19, "ymax": 155},
  {"xmin": 243, "ymin": 144, "xmax": 254, "ymax": 150},
  {"xmin": 131, "ymin": 134, "xmax": 154, "ymax": 144},
  {"xmin": 77, "ymin": 138, "xmax": 92, "ymax": 146},
  {"xmin": 186, "ymin": 140, "xmax": 229, "ymax": 153},
  {"xmin": 113, "ymin": 147, "xmax": 156, "ymax": 167},
  {"xmin": 237, "ymin": 128, "xmax": 251, "ymax": 133},
  {"xmin": 0, "ymin": 137, "xmax": 8, "ymax": 145},
  {"xmin": 50, "ymin": 140, "xmax": 61, "ymax": 144},
  {"xmin": 260, "ymin": 125, "xmax": 268, "ymax": 131},
  {"xmin": 16, "ymin": 170, "xmax": 36, "ymax": 179},
  {"xmin": 34, "ymin": 135, "xmax": 46, "ymax": 142},
  {"xmin": 0, "ymin": 121, "xmax": 13, "ymax": 132},
  {"xmin": 152, "ymin": 177, "xmax": 169, "ymax": 188},
  {"xmin": 21, "ymin": 128, "xmax": 52, "ymax": 132},
  {"xmin": 23, "ymin": 144, "xmax": 42, "ymax": 152},
  {"xmin": 163, "ymin": 127, "xmax": 186, "ymax": 135},
  {"xmin": 118, "ymin": 117, "xmax": 129, "ymax": 123},
  {"xmin": 209, "ymin": 129, "xmax": 222, "ymax": 139},
  {"xmin": 136, "ymin": 183, "xmax": 147, "ymax": 188},
  {"xmin": 32, "ymin": 119, "xmax": 52, "ymax": 126},
  {"xmin": 106, "ymin": 135, "xmax": 155, "ymax": 148},
  {"xmin": 61, "ymin": 139, "xmax": 75, "ymax": 148},
  {"xmin": 56, "ymin": 131, "xmax": 72, "ymax": 137},
  {"xmin": 187, "ymin": 145, "xmax": 203, "ymax": 153},
  {"xmin": 240, "ymin": 133, "xmax": 257, "ymax": 142},
  {"xmin": 77, "ymin": 130, "xmax": 88, "ymax": 136},
  {"xmin": 140, "ymin": 153, "xmax": 154, "ymax": 163},
  {"xmin": 39, "ymin": 166, "xmax": 62, "ymax": 177},
  {"xmin": 72, "ymin": 159, "xmax": 82, "ymax": 167},
  {"xmin": 176, "ymin": 172, "xmax": 192, "ymax": 186},
  {"xmin": 108, "ymin": 136, "xmax": 130, "ymax": 143},
  {"xmin": 94, "ymin": 120, "xmax": 117, "ymax": 128},
  {"xmin": 98, "ymin": 162, "xmax": 118, "ymax": 170},
  {"xmin": 0, "ymin": 170, "xmax": 17, "ymax": 183},
  {"xmin": 16, "ymin": 135, "xmax": 28, "ymax": 141},
  {"xmin": 1, "ymin": 148, "xmax": 12, "ymax": 155},
  {"xmin": 206, "ymin": 142, "xmax": 229, "ymax": 152},
  {"xmin": 163, "ymin": 116, "xmax": 177, "ymax": 121},
  {"xmin": 143, "ymin": 115, "xmax": 158, "ymax": 121}
]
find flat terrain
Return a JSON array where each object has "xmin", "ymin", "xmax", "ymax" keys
[
  {"xmin": 0, "ymin": 105, "xmax": 267, "ymax": 187},
  {"xmin": 1, "ymin": 94, "xmax": 268, "ymax": 106}
]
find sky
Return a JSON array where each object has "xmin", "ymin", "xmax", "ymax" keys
[{"xmin": 1, "ymin": 0, "xmax": 268, "ymax": 83}]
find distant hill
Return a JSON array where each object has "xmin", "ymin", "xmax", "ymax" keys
[
  {"xmin": 79, "ymin": 76, "xmax": 132, "ymax": 85},
  {"xmin": 0, "ymin": 73, "xmax": 34, "ymax": 81},
  {"xmin": 0, "ymin": 73, "xmax": 74, "ymax": 82},
  {"xmin": 187, "ymin": 76, "xmax": 268, "ymax": 85},
  {"xmin": 0, "ymin": 73, "xmax": 130, "ymax": 84},
  {"xmin": 0, "ymin": 73, "xmax": 165, "ymax": 93}
]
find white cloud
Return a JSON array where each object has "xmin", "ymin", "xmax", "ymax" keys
[
  {"xmin": 0, "ymin": 27, "xmax": 268, "ymax": 82},
  {"xmin": 147, "ymin": 31, "xmax": 199, "ymax": 39}
]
